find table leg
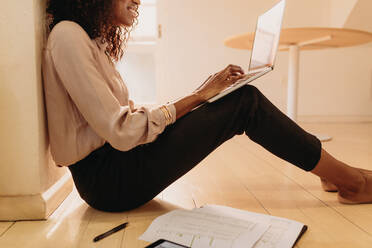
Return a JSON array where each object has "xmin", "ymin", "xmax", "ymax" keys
[{"xmin": 286, "ymin": 45, "xmax": 332, "ymax": 142}]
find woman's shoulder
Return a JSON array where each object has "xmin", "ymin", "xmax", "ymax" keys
[
  {"xmin": 47, "ymin": 21, "xmax": 93, "ymax": 49},
  {"xmin": 50, "ymin": 21, "xmax": 87, "ymax": 37}
]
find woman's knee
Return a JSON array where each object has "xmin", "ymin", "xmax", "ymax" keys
[
  {"xmin": 241, "ymin": 85, "xmax": 262, "ymax": 99},
  {"xmin": 236, "ymin": 85, "xmax": 263, "ymax": 111}
]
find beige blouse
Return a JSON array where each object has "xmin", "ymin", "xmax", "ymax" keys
[{"xmin": 42, "ymin": 21, "xmax": 176, "ymax": 166}]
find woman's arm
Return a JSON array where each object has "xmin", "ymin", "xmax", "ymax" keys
[
  {"xmin": 47, "ymin": 22, "xmax": 174, "ymax": 151},
  {"xmin": 173, "ymin": 64, "xmax": 245, "ymax": 120}
]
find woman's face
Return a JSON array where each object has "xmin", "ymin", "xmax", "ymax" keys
[{"xmin": 113, "ymin": 0, "xmax": 141, "ymax": 27}]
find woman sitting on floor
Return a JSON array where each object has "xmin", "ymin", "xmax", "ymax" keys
[{"xmin": 42, "ymin": 0, "xmax": 372, "ymax": 212}]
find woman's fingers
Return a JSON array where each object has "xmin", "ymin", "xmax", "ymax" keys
[
  {"xmin": 227, "ymin": 74, "xmax": 245, "ymax": 83},
  {"xmin": 194, "ymin": 65, "xmax": 246, "ymax": 99},
  {"xmin": 222, "ymin": 65, "xmax": 245, "ymax": 85},
  {"xmin": 231, "ymin": 73, "xmax": 246, "ymax": 82},
  {"xmin": 230, "ymin": 71, "xmax": 244, "ymax": 77},
  {"xmin": 199, "ymin": 64, "xmax": 245, "ymax": 89},
  {"xmin": 225, "ymin": 64, "xmax": 245, "ymax": 75},
  {"xmin": 214, "ymin": 65, "xmax": 244, "ymax": 81}
]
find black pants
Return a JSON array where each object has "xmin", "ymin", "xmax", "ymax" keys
[{"xmin": 68, "ymin": 85, "xmax": 321, "ymax": 212}]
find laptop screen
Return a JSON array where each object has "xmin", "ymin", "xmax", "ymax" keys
[{"xmin": 249, "ymin": 0, "xmax": 285, "ymax": 73}]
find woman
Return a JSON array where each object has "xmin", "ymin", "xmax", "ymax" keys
[{"xmin": 43, "ymin": 0, "xmax": 372, "ymax": 212}]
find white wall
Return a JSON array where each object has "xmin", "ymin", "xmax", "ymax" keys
[
  {"xmin": 0, "ymin": 0, "xmax": 71, "ymax": 220},
  {"xmin": 0, "ymin": 0, "xmax": 47, "ymax": 195},
  {"xmin": 344, "ymin": 0, "xmax": 372, "ymax": 33},
  {"xmin": 329, "ymin": 0, "xmax": 358, "ymax": 27},
  {"xmin": 155, "ymin": 0, "xmax": 372, "ymax": 119},
  {"xmin": 117, "ymin": 52, "xmax": 157, "ymax": 104}
]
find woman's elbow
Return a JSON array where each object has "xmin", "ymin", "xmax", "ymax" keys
[{"xmin": 107, "ymin": 131, "xmax": 149, "ymax": 152}]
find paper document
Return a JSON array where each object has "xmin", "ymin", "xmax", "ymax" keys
[
  {"xmin": 139, "ymin": 209, "xmax": 269, "ymax": 248},
  {"xmin": 194, "ymin": 205, "xmax": 306, "ymax": 248}
]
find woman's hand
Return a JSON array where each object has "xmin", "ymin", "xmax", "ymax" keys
[
  {"xmin": 194, "ymin": 64, "xmax": 245, "ymax": 101},
  {"xmin": 172, "ymin": 64, "xmax": 245, "ymax": 121}
]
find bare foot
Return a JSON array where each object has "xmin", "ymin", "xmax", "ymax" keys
[
  {"xmin": 320, "ymin": 178, "xmax": 338, "ymax": 192},
  {"xmin": 357, "ymin": 168, "xmax": 372, "ymax": 174},
  {"xmin": 320, "ymin": 168, "xmax": 372, "ymax": 193},
  {"xmin": 338, "ymin": 171, "xmax": 372, "ymax": 204}
]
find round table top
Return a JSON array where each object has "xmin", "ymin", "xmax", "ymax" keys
[{"xmin": 224, "ymin": 27, "xmax": 372, "ymax": 51}]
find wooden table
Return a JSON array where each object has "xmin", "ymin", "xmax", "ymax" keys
[{"xmin": 225, "ymin": 27, "xmax": 372, "ymax": 141}]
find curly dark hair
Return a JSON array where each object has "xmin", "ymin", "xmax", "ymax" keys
[{"xmin": 46, "ymin": 0, "xmax": 138, "ymax": 62}]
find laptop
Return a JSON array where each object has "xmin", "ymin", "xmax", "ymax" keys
[{"xmin": 206, "ymin": 0, "xmax": 286, "ymax": 103}]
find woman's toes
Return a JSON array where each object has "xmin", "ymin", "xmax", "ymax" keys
[
  {"xmin": 338, "ymin": 173, "xmax": 372, "ymax": 204},
  {"xmin": 358, "ymin": 168, "xmax": 372, "ymax": 174},
  {"xmin": 320, "ymin": 178, "xmax": 338, "ymax": 192}
]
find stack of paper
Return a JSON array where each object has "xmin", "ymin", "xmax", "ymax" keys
[{"xmin": 139, "ymin": 205, "xmax": 307, "ymax": 248}]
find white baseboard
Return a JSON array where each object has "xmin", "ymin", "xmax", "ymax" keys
[
  {"xmin": 297, "ymin": 115, "xmax": 372, "ymax": 123},
  {"xmin": 0, "ymin": 173, "xmax": 73, "ymax": 221}
]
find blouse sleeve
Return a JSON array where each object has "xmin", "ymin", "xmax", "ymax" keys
[{"xmin": 48, "ymin": 22, "xmax": 176, "ymax": 151}]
